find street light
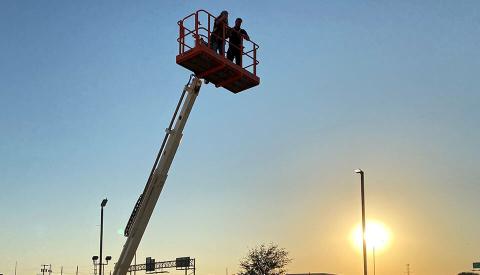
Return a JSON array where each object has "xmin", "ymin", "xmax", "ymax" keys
[
  {"xmin": 100, "ymin": 198, "xmax": 108, "ymax": 275},
  {"xmin": 355, "ymin": 169, "xmax": 368, "ymax": 275},
  {"xmin": 103, "ymin": 256, "xmax": 112, "ymax": 275},
  {"xmin": 92, "ymin": 256, "xmax": 99, "ymax": 275},
  {"xmin": 92, "ymin": 256, "xmax": 112, "ymax": 275}
]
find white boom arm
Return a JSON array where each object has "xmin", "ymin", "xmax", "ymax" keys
[{"xmin": 112, "ymin": 77, "xmax": 202, "ymax": 275}]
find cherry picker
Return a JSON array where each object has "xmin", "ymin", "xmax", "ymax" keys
[{"xmin": 112, "ymin": 10, "xmax": 260, "ymax": 275}]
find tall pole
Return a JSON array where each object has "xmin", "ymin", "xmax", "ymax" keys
[
  {"xmin": 15, "ymin": 261, "xmax": 17, "ymax": 275},
  {"xmin": 373, "ymin": 246, "xmax": 376, "ymax": 275},
  {"xmin": 100, "ymin": 198, "xmax": 108, "ymax": 275},
  {"xmin": 76, "ymin": 265, "xmax": 79, "ymax": 275},
  {"xmin": 100, "ymin": 205, "xmax": 104, "ymax": 275},
  {"xmin": 356, "ymin": 169, "xmax": 368, "ymax": 275},
  {"xmin": 361, "ymin": 171, "xmax": 367, "ymax": 275}
]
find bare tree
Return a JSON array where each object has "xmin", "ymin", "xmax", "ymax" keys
[{"xmin": 238, "ymin": 243, "xmax": 291, "ymax": 275}]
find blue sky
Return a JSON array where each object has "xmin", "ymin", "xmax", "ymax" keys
[{"xmin": 1, "ymin": 1, "xmax": 479, "ymax": 275}]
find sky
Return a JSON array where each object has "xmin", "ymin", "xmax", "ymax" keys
[{"xmin": 1, "ymin": 1, "xmax": 479, "ymax": 275}]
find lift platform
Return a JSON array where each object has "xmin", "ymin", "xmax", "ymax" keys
[
  {"xmin": 176, "ymin": 10, "xmax": 260, "ymax": 93},
  {"xmin": 112, "ymin": 10, "xmax": 260, "ymax": 275}
]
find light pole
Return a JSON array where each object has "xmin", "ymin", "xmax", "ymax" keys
[
  {"xmin": 355, "ymin": 169, "xmax": 368, "ymax": 275},
  {"xmin": 103, "ymin": 256, "xmax": 112, "ymax": 275},
  {"xmin": 93, "ymin": 255, "xmax": 112, "ymax": 275},
  {"xmin": 100, "ymin": 198, "xmax": 108, "ymax": 275},
  {"xmin": 92, "ymin": 256, "xmax": 99, "ymax": 275}
]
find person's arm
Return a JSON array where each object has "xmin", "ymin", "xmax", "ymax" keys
[{"xmin": 242, "ymin": 30, "xmax": 250, "ymax": 41}]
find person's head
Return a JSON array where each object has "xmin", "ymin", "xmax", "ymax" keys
[
  {"xmin": 235, "ymin": 18, "xmax": 242, "ymax": 28},
  {"xmin": 220, "ymin": 10, "xmax": 228, "ymax": 19}
]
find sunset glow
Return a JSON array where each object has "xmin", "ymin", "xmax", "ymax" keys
[
  {"xmin": 351, "ymin": 221, "xmax": 391, "ymax": 252},
  {"xmin": 1, "ymin": 2, "xmax": 478, "ymax": 275}
]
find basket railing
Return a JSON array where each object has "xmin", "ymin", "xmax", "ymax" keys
[{"xmin": 177, "ymin": 10, "xmax": 259, "ymax": 76}]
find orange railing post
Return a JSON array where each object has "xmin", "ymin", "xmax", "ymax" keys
[
  {"xmin": 253, "ymin": 44, "xmax": 257, "ymax": 76},
  {"xmin": 240, "ymin": 37, "xmax": 244, "ymax": 68},
  {"xmin": 222, "ymin": 24, "xmax": 226, "ymax": 57},
  {"xmin": 194, "ymin": 12, "xmax": 199, "ymax": 47},
  {"xmin": 208, "ymin": 14, "xmax": 211, "ymax": 48},
  {"xmin": 179, "ymin": 22, "xmax": 185, "ymax": 54}
]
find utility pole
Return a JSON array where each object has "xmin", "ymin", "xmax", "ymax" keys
[
  {"xmin": 61, "ymin": 266, "xmax": 63, "ymax": 275},
  {"xmin": 76, "ymin": 266, "xmax": 79, "ymax": 275},
  {"xmin": 15, "ymin": 261, "xmax": 17, "ymax": 275}
]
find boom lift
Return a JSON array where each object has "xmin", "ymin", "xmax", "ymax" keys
[{"xmin": 112, "ymin": 10, "xmax": 260, "ymax": 275}]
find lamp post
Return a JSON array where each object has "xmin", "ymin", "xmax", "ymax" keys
[
  {"xmin": 103, "ymin": 256, "xmax": 112, "ymax": 274},
  {"xmin": 93, "ymin": 255, "xmax": 112, "ymax": 275},
  {"xmin": 100, "ymin": 198, "xmax": 108, "ymax": 275},
  {"xmin": 92, "ymin": 256, "xmax": 99, "ymax": 275},
  {"xmin": 103, "ymin": 256, "xmax": 112, "ymax": 275},
  {"xmin": 355, "ymin": 169, "xmax": 368, "ymax": 275}
]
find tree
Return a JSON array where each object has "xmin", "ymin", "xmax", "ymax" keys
[{"xmin": 238, "ymin": 243, "xmax": 291, "ymax": 275}]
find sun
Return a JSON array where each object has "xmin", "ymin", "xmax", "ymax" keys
[{"xmin": 351, "ymin": 221, "xmax": 391, "ymax": 252}]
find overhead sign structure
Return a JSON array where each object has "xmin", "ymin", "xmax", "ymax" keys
[
  {"xmin": 146, "ymin": 257, "xmax": 155, "ymax": 272},
  {"xmin": 176, "ymin": 257, "xmax": 190, "ymax": 268},
  {"xmin": 128, "ymin": 257, "xmax": 195, "ymax": 275}
]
